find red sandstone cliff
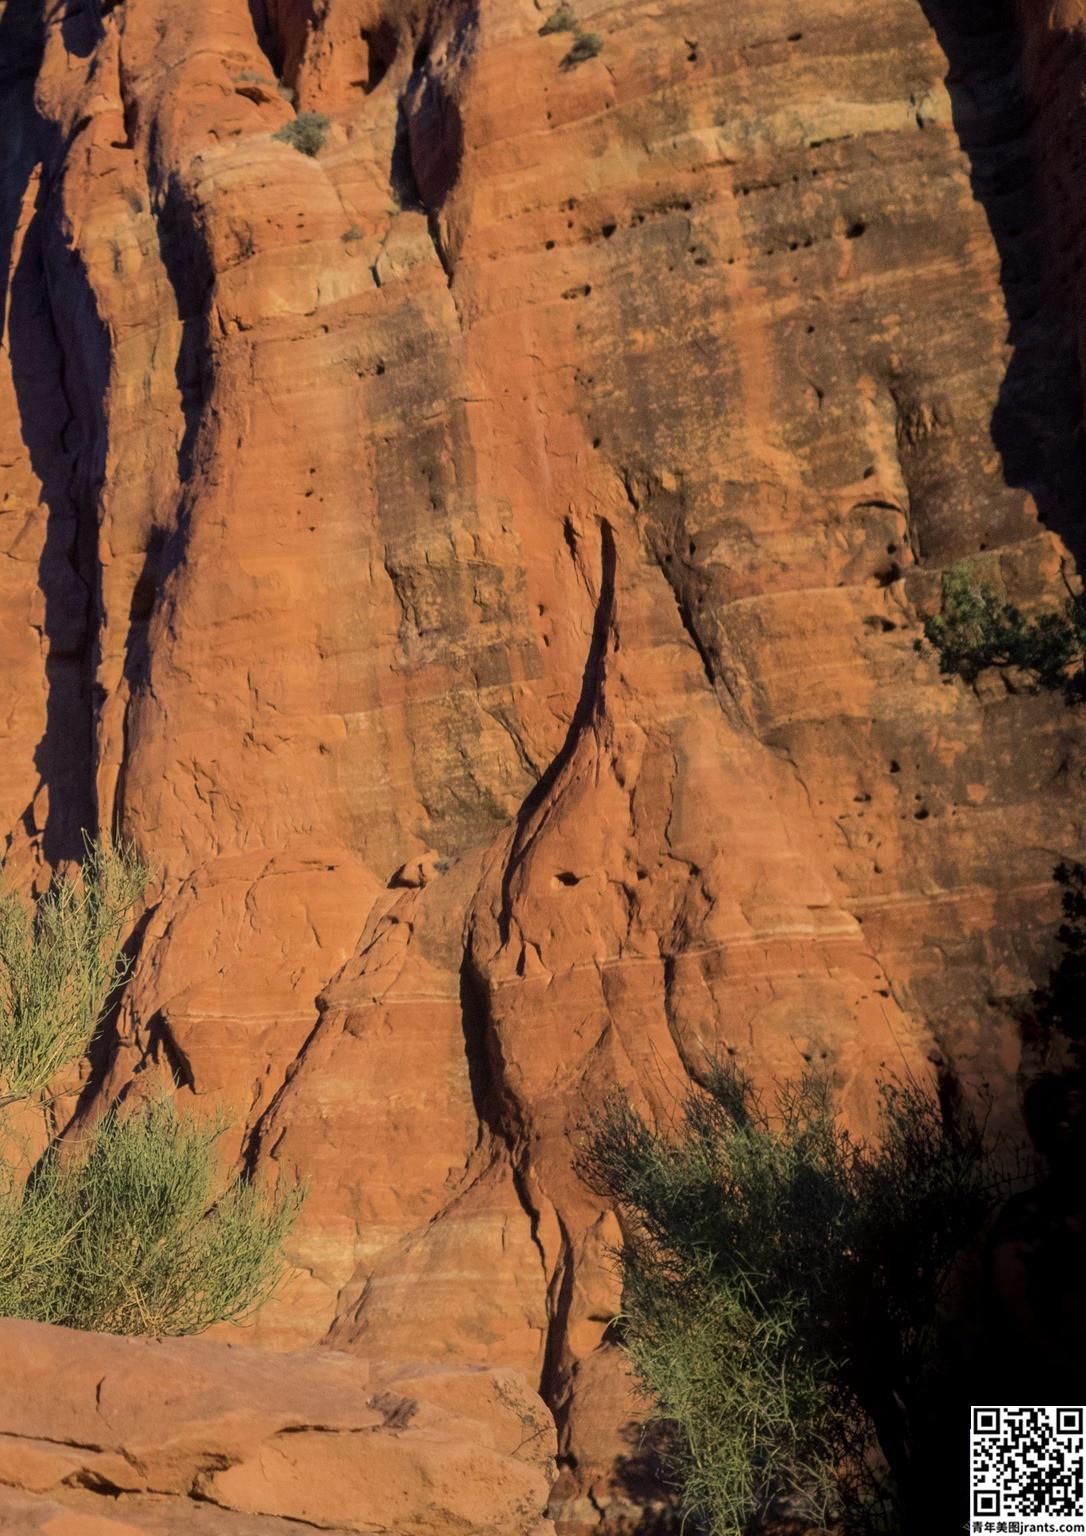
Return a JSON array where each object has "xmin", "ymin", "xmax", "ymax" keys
[{"xmin": 1, "ymin": 0, "xmax": 1086, "ymax": 1528}]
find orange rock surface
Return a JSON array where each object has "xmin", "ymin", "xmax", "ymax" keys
[
  {"xmin": 1, "ymin": 0, "xmax": 1085, "ymax": 1527},
  {"xmin": 0, "ymin": 1319, "xmax": 556, "ymax": 1533}
]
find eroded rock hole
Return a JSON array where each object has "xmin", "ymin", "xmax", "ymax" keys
[{"xmin": 362, "ymin": 20, "xmax": 399, "ymax": 91}]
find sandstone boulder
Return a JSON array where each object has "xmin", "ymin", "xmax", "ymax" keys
[{"xmin": 0, "ymin": 1320, "xmax": 556, "ymax": 1535}]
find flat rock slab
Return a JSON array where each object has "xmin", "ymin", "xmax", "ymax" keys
[{"xmin": 0, "ymin": 1320, "xmax": 556, "ymax": 1536}]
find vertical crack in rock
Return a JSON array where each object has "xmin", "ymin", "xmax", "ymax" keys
[
  {"xmin": 498, "ymin": 520, "xmax": 616, "ymax": 944},
  {"xmin": 146, "ymin": 162, "xmax": 214, "ymax": 499},
  {"xmin": 6, "ymin": 93, "xmax": 107, "ymax": 860},
  {"xmin": 458, "ymin": 946, "xmax": 550, "ymax": 1286}
]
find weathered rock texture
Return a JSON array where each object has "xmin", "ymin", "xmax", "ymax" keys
[
  {"xmin": 0, "ymin": 1319, "xmax": 556, "ymax": 1533},
  {"xmin": 1, "ymin": 0, "xmax": 1086, "ymax": 1527}
]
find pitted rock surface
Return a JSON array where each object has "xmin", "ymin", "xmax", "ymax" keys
[{"xmin": 1, "ymin": 0, "xmax": 1085, "ymax": 1528}]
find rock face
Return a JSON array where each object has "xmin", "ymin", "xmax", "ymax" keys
[
  {"xmin": 1, "ymin": 0, "xmax": 1085, "ymax": 1528},
  {"xmin": 0, "ymin": 1319, "xmax": 557, "ymax": 1534}
]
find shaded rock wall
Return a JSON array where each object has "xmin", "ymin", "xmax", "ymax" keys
[{"xmin": 2, "ymin": 0, "xmax": 1086, "ymax": 1528}]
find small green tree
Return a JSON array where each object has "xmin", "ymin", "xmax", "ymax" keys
[
  {"xmin": 0, "ymin": 842, "xmax": 300, "ymax": 1336},
  {"xmin": 920, "ymin": 567, "xmax": 1086, "ymax": 695},
  {"xmin": 273, "ymin": 112, "xmax": 330, "ymax": 157},
  {"xmin": 582, "ymin": 1064, "xmax": 998, "ymax": 1534}
]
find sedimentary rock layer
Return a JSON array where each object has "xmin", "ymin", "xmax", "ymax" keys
[{"xmin": 1, "ymin": 0, "xmax": 1084, "ymax": 1526}]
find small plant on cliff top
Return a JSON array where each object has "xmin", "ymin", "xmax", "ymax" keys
[
  {"xmin": 539, "ymin": 3, "xmax": 577, "ymax": 33},
  {"xmin": 920, "ymin": 565, "xmax": 1086, "ymax": 696},
  {"xmin": 538, "ymin": 4, "xmax": 603, "ymax": 67},
  {"xmin": 560, "ymin": 28, "xmax": 603, "ymax": 68},
  {"xmin": 273, "ymin": 111, "xmax": 330, "ymax": 157},
  {"xmin": 581, "ymin": 1062, "xmax": 998, "ymax": 1534},
  {"xmin": 0, "ymin": 841, "xmax": 300, "ymax": 1336}
]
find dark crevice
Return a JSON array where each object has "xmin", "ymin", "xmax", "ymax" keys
[
  {"xmin": 919, "ymin": 0, "xmax": 1086, "ymax": 571},
  {"xmin": 247, "ymin": 0, "xmax": 319, "ymax": 95},
  {"xmin": 67, "ymin": 901, "xmax": 157, "ymax": 1129},
  {"xmin": 458, "ymin": 947, "xmax": 505, "ymax": 1145},
  {"xmin": 112, "ymin": 526, "xmax": 172, "ymax": 838},
  {"xmin": 361, "ymin": 20, "xmax": 399, "ymax": 92},
  {"xmin": 537, "ymin": 1213, "xmax": 577, "ymax": 1409},
  {"xmin": 497, "ymin": 520, "xmax": 616, "ymax": 944},
  {"xmin": 147, "ymin": 158, "xmax": 214, "ymax": 492},
  {"xmin": 4, "ymin": 44, "xmax": 105, "ymax": 861},
  {"xmin": 458, "ymin": 944, "xmax": 567, "ymax": 1410},
  {"xmin": 59, "ymin": 0, "xmax": 102, "ymax": 59},
  {"xmin": 388, "ymin": 0, "xmax": 477, "ymax": 287},
  {"xmin": 622, "ymin": 469, "xmax": 738, "ymax": 714},
  {"xmin": 139, "ymin": 1010, "xmax": 196, "ymax": 1092},
  {"xmin": 108, "ymin": 155, "xmax": 212, "ymax": 842},
  {"xmin": 390, "ymin": 98, "xmax": 425, "ymax": 211}
]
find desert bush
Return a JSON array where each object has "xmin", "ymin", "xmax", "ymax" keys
[
  {"xmin": 0, "ymin": 840, "xmax": 300, "ymax": 1336},
  {"xmin": 582, "ymin": 1064, "xmax": 998, "ymax": 1534},
  {"xmin": 0, "ymin": 1098, "xmax": 300, "ymax": 1335},
  {"xmin": 539, "ymin": 3, "xmax": 577, "ymax": 34},
  {"xmin": 273, "ymin": 112, "xmax": 330, "ymax": 157},
  {"xmin": 921, "ymin": 566, "xmax": 1086, "ymax": 694},
  {"xmin": 0, "ymin": 841, "xmax": 148, "ymax": 1108},
  {"xmin": 538, "ymin": 6, "xmax": 603, "ymax": 66},
  {"xmin": 561, "ymin": 29, "xmax": 603, "ymax": 68}
]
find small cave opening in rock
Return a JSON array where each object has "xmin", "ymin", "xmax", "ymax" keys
[{"xmin": 361, "ymin": 19, "xmax": 399, "ymax": 92}]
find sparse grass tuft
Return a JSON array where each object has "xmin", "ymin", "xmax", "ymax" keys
[{"xmin": 273, "ymin": 112, "xmax": 330, "ymax": 157}]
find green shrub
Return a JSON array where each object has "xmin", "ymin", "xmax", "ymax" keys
[
  {"xmin": 539, "ymin": 3, "xmax": 577, "ymax": 34},
  {"xmin": 0, "ymin": 842, "xmax": 148, "ymax": 1108},
  {"xmin": 582, "ymin": 1064, "xmax": 998, "ymax": 1534},
  {"xmin": 273, "ymin": 112, "xmax": 330, "ymax": 157},
  {"xmin": 0, "ymin": 1098, "xmax": 300, "ymax": 1335},
  {"xmin": 561, "ymin": 29, "xmax": 603, "ymax": 68},
  {"xmin": 0, "ymin": 840, "xmax": 301, "ymax": 1336},
  {"xmin": 920, "ymin": 566, "xmax": 1086, "ymax": 694}
]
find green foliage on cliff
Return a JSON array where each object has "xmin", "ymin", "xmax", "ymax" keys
[
  {"xmin": 0, "ymin": 841, "xmax": 147, "ymax": 1108},
  {"xmin": 0, "ymin": 1099, "xmax": 300, "ymax": 1335},
  {"xmin": 582, "ymin": 1064, "xmax": 996, "ymax": 1534},
  {"xmin": 561, "ymin": 30, "xmax": 603, "ymax": 68},
  {"xmin": 921, "ymin": 566, "xmax": 1086, "ymax": 695},
  {"xmin": 273, "ymin": 111, "xmax": 330, "ymax": 156},
  {"xmin": 538, "ymin": 4, "xmax": 603, "ymax": 67},
  {"xmin": 538, "ymin": 4, "xmax": 577, "ymax": 34},
  {"xmin": 0, "ymin": 842, "xmax": 300, "ymax": 1336}
]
